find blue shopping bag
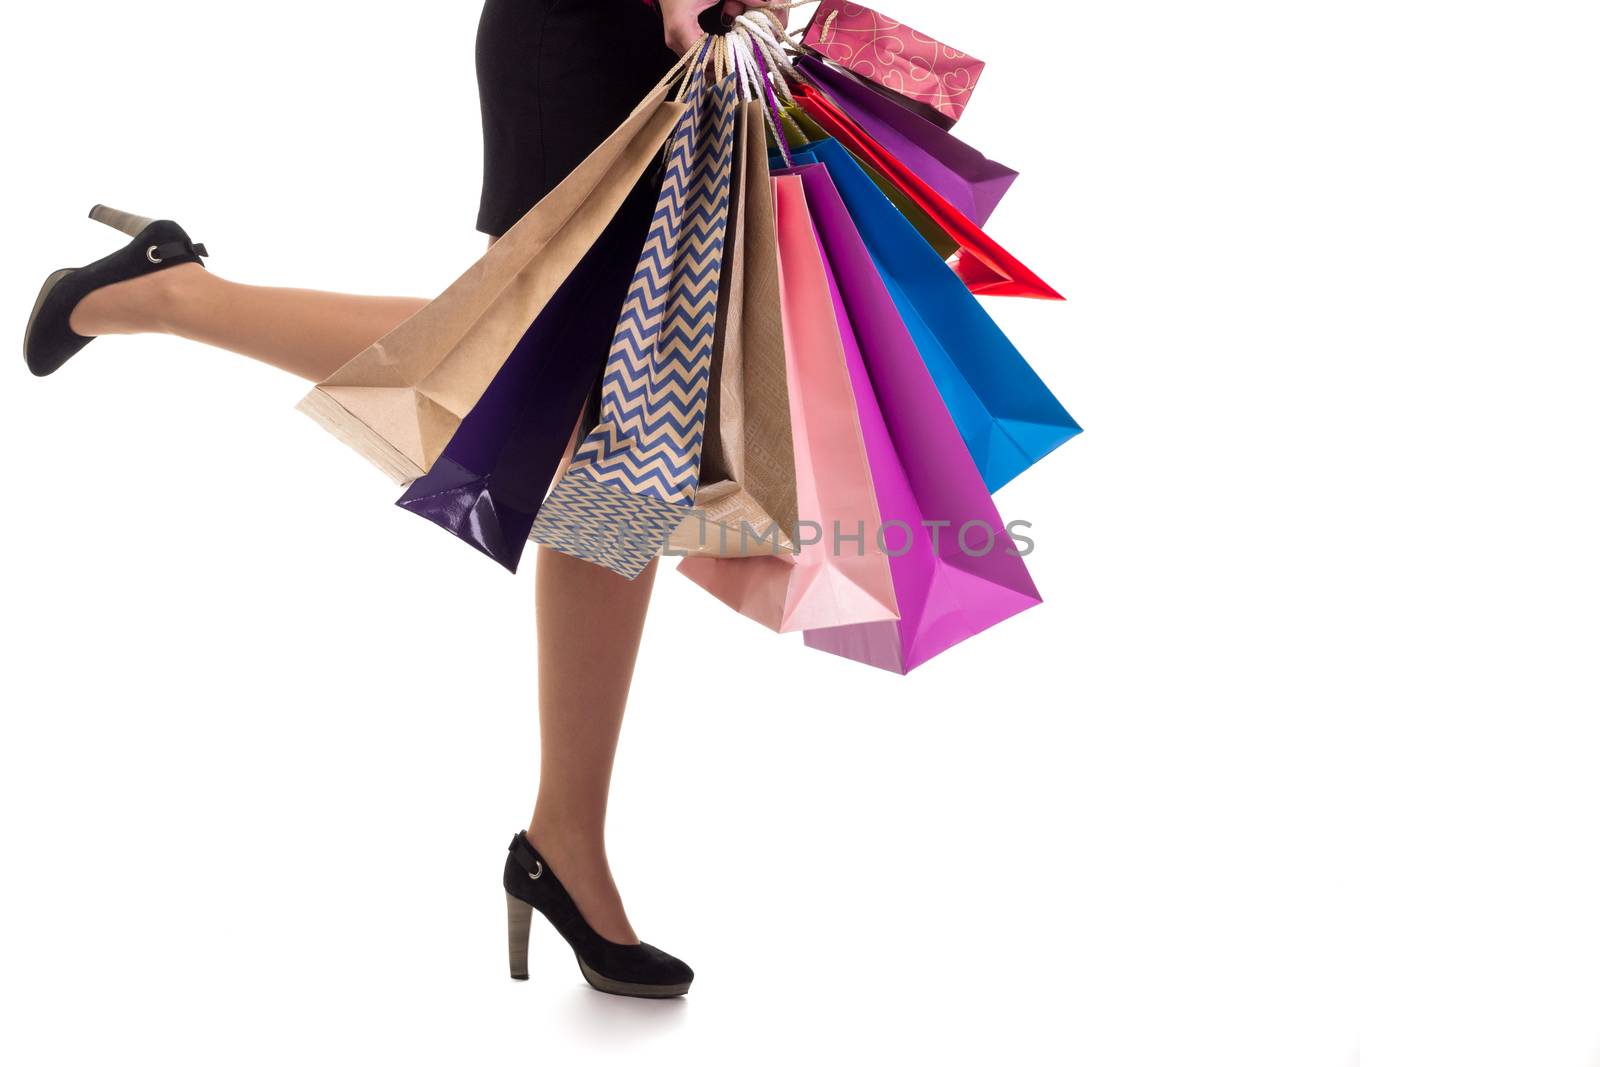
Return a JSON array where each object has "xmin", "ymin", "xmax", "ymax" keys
[{"xmin": 783, "ymin": 138, "xmax": 1080, "ymax": 492}]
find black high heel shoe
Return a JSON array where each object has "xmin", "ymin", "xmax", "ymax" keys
[
  {"xmin": 504, "ymin": 831, "xmax": 694, "ymax": 998},
  {"xmin": 23, "ymin": 205, "xmax": 209, "ymax": 377}
]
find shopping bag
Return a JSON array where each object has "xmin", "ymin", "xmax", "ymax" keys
[
  {"xmin": 797, "ymin": 54, "xmax": 1018, "ymax": 227},
  {"xmin": 677, "ymin": 172, "xmax": 898, "ymax": 632},
  {"xmin": 391, "ymin": 173, "xmax": 661, "ymax": 572},
  {"xmin": 792, "ymin": 82, "xmax": 1061, "ymax": 300},
  {"xmin": 667, "ymin": 100, "xmax": 799, "ymax": 557},
  {"xmin": 296, "ymin": 81, "xmax": 687, "ymax": 483},
  {"xmin": 784, "ymin": 104, "xmax": 959, "ymax": 261},
  {"xmin": 847, "ymin": 65, "xmax": 962, "ymax": 133},
  {"xmin": 791, "ymin": 163, "xmax": 1041, "ymax": 673},
  {"xmin": 532, "ymin": 72, "xmax": 739, "ymax": 579},
  {"xmin": 801, "ymin": 0, "xmax": 986, "ymax": 125},
  {"xmin": 788, "ymin": 138, "xmax": 1080, "ymax": 492}
]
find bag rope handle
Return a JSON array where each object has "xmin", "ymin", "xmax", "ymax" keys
[
  {"xmin": 735, "ymin": 11, "xmax": 802, "ymax": 101},
  {"xmin": 663, "ymin": 4, "xmax": 818, "ymax": 163},
  {"xmin": 746, "ymin": 35, "xmax": 796, "ymax": 166},
  {"xmin": 719, "ymin": 24, "xmax": 793, "ymax": 165}
]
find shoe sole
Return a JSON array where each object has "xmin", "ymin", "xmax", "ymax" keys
[
  {"xmin": 577, "ymin": 958, "xmax": 691, "ymax": 998},
  {"xmin": 506, "ymin": 881, "xmax": 690, "ymax": 998},
  {"xmin": 23, "ymin": 268, "xmax": 75, "ymax": 369}
]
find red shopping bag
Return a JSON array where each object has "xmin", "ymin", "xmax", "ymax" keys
[{"xmin": 792, "ymin": 82, "xmax": 1062, "ymax": 300}]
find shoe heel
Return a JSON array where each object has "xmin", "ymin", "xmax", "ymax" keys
[
  {"xmin": 506, "ymin": 892, "xmax": 533, "ymax": 981},
  {"xmin": 88, "ymin": 205, "xmax": 156, "ymax": 237}
]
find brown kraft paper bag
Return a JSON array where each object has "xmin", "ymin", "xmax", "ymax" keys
[
  {"xmin": 297, "ymin": 82, "xmax": 688, "ymax": 483},
  {"xmin": 669, "ymin": 100, "xmax": 799, "ymax": 556}
]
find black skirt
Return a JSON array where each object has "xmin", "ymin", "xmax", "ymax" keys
[{"xmin": 475, "ymin": 0, "xmax": 678, "ymax": 237}]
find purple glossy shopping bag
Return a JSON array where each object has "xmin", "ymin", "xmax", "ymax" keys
[
  {"xmin": 392, "ymin": 175, "xmax": 659, "ymax": 572},
  {"xmin": 797, "ymin": 54, "xmax": 1019, "ymax": 227},
  {"xmin": 791, "ymin": 163, "xmax": 1043, "ymax": 673}
]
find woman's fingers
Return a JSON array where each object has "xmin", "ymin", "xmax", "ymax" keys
[
  {"xmin": 661, "ymin": 0, "xmax": 787, "ymax": 54},
  {"xmin": 663, "ymin": 21, "xmax": 696, "ymax": 55},
  {"xmin": 730, "ymin": 0, "xmax": 789, "ymax": 31},
  {"xmin": 661, "ymin": 0, "xmax": 721, "ymax": 54}
]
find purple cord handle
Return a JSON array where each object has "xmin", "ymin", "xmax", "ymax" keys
[{"xmin": 750, "ymin": 42, "xmax": 794, "ymax": 167}]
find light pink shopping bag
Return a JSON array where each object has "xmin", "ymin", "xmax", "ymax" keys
[{"xmin": 677, "ymin": 173, "xmax": 898, "ymax": 633}]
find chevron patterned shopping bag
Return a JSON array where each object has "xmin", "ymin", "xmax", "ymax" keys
[
  {"xmin": 531, "ymin": 70, "xmax": 739, "ymax": 579},
  {"xmin": 392, "ymin": 174, "xmax": 661, "ymax": 572}
]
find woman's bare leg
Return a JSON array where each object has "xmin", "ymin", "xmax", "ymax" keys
[
  {"xmin": 70, "ymin": 245, "xmax": 660, "ymax": 944},
  {"xmin": 529, "ymin": 550, "xmax": 659, "ymax": 944},
  {"xmin": 69, "ymin": 264, "xmax": 424, "ymax": 381}
]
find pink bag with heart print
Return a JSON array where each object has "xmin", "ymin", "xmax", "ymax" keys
[{"xmin": 802, "ymin": 0, "xmax": 986, "ymax": 125}]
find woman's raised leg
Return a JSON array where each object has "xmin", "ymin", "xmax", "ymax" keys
[{"xmin": 68, "ymin": 263, "xmax": 425, "ymax": 382}]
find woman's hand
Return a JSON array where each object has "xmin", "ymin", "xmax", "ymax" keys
[
  {"xmin": 720, "ymin": 0, "xmax": 788, "ymax": 24},
  {"xmin": 659, "ymin": 0, "xmax": 731, "ymax": 55},
  {"xmin": 660, "ymin": 0, "xmax": 788, "ymax": 56}
]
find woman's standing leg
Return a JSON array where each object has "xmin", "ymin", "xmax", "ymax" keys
[
  {"xmin": 527, "ymin": 551, "xmax": 660, "ymax": 943},
  {"xmin": 476, "ymin": 0, "xmax": 685, "ymax": 946},
  {"xmin": 62, "ymin": 0, "xmax": 698, "ymax": 955},
  {"xmin": 59, "ymin": 6, "xmax": 680, "ymax": 953},
  {"xmin": 66, "ymin": 242, "xmax": 662, "ymax": 948}
]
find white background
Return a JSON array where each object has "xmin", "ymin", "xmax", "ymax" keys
[{"xmin": 1, "ymin": 2, "xmax": 1596, "ymax": 1064}]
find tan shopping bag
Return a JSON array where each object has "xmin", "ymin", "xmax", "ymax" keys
[
  {"xmin": 297, "ymin": 82, "xmax": 688, "ymax": 483},
  {"xmin": 668, "ymin": 100, "xmax": 799, "ymax": 556}
]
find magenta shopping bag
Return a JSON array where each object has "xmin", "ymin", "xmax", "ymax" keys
[
  {"xmin": 797, "ymin": 55, "xmax": 1018, "ymax": 227},
  {"xmin": 792, "ymin": 163, "xmax": 1042, "ymax": 673}
]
